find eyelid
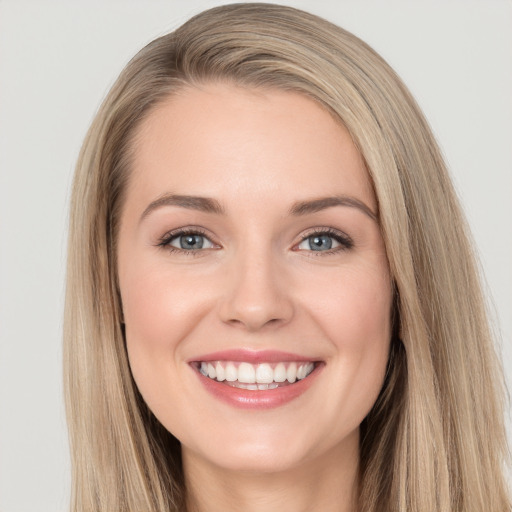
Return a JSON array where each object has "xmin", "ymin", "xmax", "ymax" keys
[
  {"xmin": 293, "ymin": 227, "xmax": 354, "ymax": 253},
  {"xmin": 157, "ymin": 226, "xmax": 220, "ymax": 251},
  {"xmin": 299, "ymin": 226, "xmax": 350, "ymax": 239}
]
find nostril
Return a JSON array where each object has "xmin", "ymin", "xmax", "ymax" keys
[{"xmin": 225, "ymin": 316, "xmax": 287, "ymax": 331}]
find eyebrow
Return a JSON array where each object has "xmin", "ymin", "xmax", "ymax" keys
[
  {"xmin": 289, "ymin": 196, "xmax": 377, "ymax": 221},
  {"xmin": 140, "ymin": 194, "xmax": 225, "ymax": 222},
  {"xmin": 140, "ymin": 193, "xmax": 377, "ymax": 222}
]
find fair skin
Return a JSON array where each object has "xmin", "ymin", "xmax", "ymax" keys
[{"xmin": 117, "ymin": 83, "xmax": 393, "ymax": 512}]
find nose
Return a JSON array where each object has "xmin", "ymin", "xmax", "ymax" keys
[{"xmin": 218, "ymin": 249, "xmax": 294, "ymax": 332}]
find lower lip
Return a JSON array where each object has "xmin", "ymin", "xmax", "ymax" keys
[{"xmin": 193, "ymin": 363, "xmax": 323, "ymax": 409}]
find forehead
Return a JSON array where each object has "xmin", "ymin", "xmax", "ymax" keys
[{"xmin": 127, "ymin": 83, "xmax": 376, "ymax": 213}]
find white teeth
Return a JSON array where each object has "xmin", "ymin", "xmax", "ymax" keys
[
  {"xmin": 198, "ymin": 360, "xmax": 316, "ymax": 387},
  {"xmin": 238, "ymin": 362, "xmax": 256, "ymax": 383},
  {"xmin": 303, "ymin": 363, "xmax": 315, "ymax": 379},
  {"xmin": 286, "ymin": 362, "xmax": 297, "ymax": 383},
  {"xmin": 255, "ymin": 363, "xmax": 274, "ymax": 384},
  {"xmin": 257, "ymin": 383, "xmax": 279, "ymax": 390},
  {"xmin": 274, "ymin": 363, "xmax": 287, "ymax": 382},
  {"xmin": 215, "ymin": 362, "xmax": 225, "ymax": 381},
  {"xmin": 228, "ymin": 382, "xmax": 281, "ymax": 390},
  {"xmin": 225, "ymin": 362, "xmax": 237, "ymax": 382}
]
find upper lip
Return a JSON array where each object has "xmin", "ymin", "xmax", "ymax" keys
[{"xmin": 188, "ymin": 349, "xmax": 320, "ymax": 364}]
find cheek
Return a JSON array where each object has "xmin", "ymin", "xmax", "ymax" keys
[
  {"xmin": 119, "ymin": 265, "xmax": 212, "ymax": 409},
  {"xmin": 121, "ymin": 265, "xmax": 212, "ymax": 352},
  {"xmin": 304, "ymin": 263, "xmax": 392, "ymax": 349},
  {"xmin": 302, "ymin": 265, "xmax": 392, "ymax": 416}
]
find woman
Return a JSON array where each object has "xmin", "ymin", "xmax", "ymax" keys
[{"xmin": 64, "ymin": 3, "xmax": 510, "ymax": 511}]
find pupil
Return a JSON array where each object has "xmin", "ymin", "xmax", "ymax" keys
[
  {"xmin": 180, "ymin": 234, "xmax": 203, "ymax": 250},
  {"xmin": 310, "ymin": 235, "xmax": 332, "ymax": 251}
]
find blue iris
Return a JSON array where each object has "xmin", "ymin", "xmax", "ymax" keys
[
  {"xmin": 308, "ymin": 234, "xmax": 333, "ymax": 251},
  {"xmin": 180, "ymin": 234, "xmax": 204, "ymax": 250}
]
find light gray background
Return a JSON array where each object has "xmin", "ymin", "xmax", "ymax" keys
[{"xmin": 0, "ymin": 1, "xmax": 510, "ymax": 511}]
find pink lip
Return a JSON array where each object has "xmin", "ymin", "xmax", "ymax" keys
[
  {"xmin": 188, "ymin": 349, "xmax": 316, "ymax": 364},
  {"xmin": 189, "ymin": 349, "xmax": 324, "ymax": 410}
]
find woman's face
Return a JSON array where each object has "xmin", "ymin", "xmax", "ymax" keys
[{"xmin": 117, "ymin": 84, "xmax": 393, "ymax": 474}]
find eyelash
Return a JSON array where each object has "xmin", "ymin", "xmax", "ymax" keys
[
  {"xmin": 156, "ymin": 227, "xmax": 353, "ymax": 256},
  {"xmin": 298, "ymin": 227, "xmax": 354, "ymax": 255}
]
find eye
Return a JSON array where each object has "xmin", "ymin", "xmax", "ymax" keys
[
  {"xmin": 296, "ymin": 229, "xmax": 353, "ymax": 253},
  {"xmin": 170, "ymin": 233, "xmax": 214, "ymax": 250},
  {"xmin": 158, "ymin": 228, "xmax": 216, "ymax": 253}
]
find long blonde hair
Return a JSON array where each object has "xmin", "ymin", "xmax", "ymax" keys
[{"xmin": 64, "ymin": 4, "xmax": 510, "ymax": 511}]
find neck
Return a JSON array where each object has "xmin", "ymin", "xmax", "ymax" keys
[{"xmin": 183, "ymin": 431, "xmax": 359, "ymax": 512}]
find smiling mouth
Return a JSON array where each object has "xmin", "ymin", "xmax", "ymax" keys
[{"xmin": 194, "ymin": 360, "xmax": 317, "ymax": 390}]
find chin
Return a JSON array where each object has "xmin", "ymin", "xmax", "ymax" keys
[
  {"xmin": 182, "ymin": 423, "xmax": 339, "ymax": 476},
  {"xmin": 201, "ymin": 447, "xmax": 306, "ymax": 475}
]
